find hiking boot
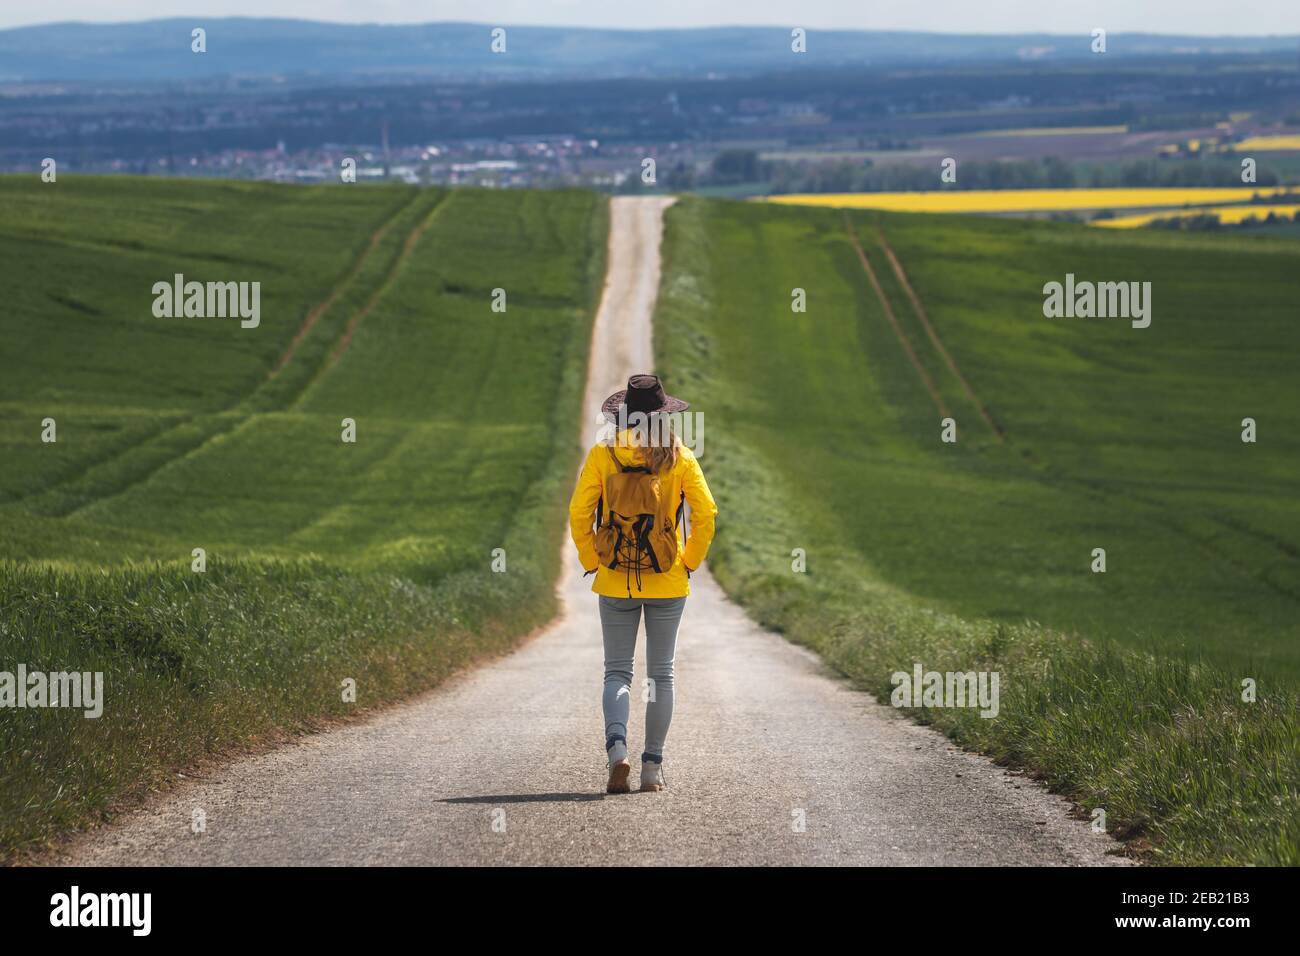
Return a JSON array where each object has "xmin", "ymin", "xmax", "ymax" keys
[
  {"xmin": 606, "ymin": 738, "xmax": 631, "ymax": 794},
  {"xmin": 640, "ymin": 754, "xmax": 665, "ymax": 792}
]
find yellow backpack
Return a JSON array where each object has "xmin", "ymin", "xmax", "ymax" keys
[{"xmin": 594, "ymin": 447, "xmax": 684, "ymax": 590}]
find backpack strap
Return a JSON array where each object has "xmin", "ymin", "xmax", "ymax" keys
[
  {"xmin": 595, "ymin": 446, "xmax": 612, "ymax": 529},
  {"xmin": 637, "ymin": 515, "xmax": 662, "ymax": 573},
  {"xmin": 596, "ymin": 446, "xmax": 624, "ymax": 528}
]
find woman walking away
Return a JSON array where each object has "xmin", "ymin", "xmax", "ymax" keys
[{"xmin": 569, "ymin": 375, "xmax": 717, "ymax": 794}]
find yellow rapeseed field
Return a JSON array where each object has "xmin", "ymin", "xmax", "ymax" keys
[
  {"xmin": 763, "ymin": 187, "xmax": 1295, "ymax": 214},
  {"xmin": 1232, "ymin": 135, "xmax": 1300, "ymax": 152},
  {"xmin": 1092, "ymin": 203, "xmax": 1300, "ymax": 229}
]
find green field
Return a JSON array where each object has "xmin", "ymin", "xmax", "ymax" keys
[
  {"xmin": 654, "ymin": 197, "xmax": 1299, "ymax": 863},
  {"xmin": 3, "ymin": 178, "xmax": 1297, "ymax": 865},
  {"xmin": 0, "ymin": 177, "xmax": 607, "ymax": 857}
]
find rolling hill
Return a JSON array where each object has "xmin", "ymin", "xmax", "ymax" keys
[{"xmin": 3, "ymin": 18, "xmax": 1298, "ymax": 83}]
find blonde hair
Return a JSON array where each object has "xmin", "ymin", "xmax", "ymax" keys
[
  {"xmin": 609, "ymin": 411, "xmax": 681, "ymax": 472},
  {"xmin": 642, "ymin": 413, "xmax": 680, "ymax": 473}
]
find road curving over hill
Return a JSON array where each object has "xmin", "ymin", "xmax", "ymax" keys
[{"xmin": 53, "ymin": 196, "xmax": 1127, "ymax": 866}]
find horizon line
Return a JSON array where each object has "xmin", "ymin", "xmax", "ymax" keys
[{"xmin": 4, "ymin": 17, "xmax": 1300, "ymax": 40}]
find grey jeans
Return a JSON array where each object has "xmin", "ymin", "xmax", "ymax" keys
[{"xmin": 599, "ymin": 595, "xmax": 687, "ymax": 761}]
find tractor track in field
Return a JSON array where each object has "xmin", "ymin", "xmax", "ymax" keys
[
  {"xmin": 270, "ymin": 190, "xmax": 424, "ymax": 377},
  {"xmin": 32, "ymin": 193, "xmax": 440, "ymax": 519},
  {"xmin": 325, "ymin": 194, "xmax": 447, "ymax": 366},
  {"xmin": 843, "ymin": 215, "xmax": 952, "ymax": 421},
  {"xmin": 9, "ymin": 192, "xmax": 420, "ymax": 512},
  {"xmin": 874, "ymin": 226, "xmax": 1007, "ymax": 443},
  {"xmin": 853, "ymin": 218, "xmax": 1300, "ymax": 606}
]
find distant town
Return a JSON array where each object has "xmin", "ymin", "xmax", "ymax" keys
[{"xmin": 2, "ymin": 21, "xmax": 1298, "ymax": 197}]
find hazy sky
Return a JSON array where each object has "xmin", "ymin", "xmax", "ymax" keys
[{"xmin": 4, "ymin": 1, "xmax": 1298, "ymax": 35}]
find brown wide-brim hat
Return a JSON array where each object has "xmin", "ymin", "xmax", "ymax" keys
[{"xmin": 601, "ymin": 374, "xmax": 690, "ymax": 424}]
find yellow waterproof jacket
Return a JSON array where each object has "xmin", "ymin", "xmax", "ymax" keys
[{"xmin": 569, "ymin": 430, "xmax": 717, "ymax": 598}]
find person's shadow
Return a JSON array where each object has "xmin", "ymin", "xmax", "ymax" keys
[{"xmin": 441, "ymin": 793, "xmax": 606, "ymax": 804}]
